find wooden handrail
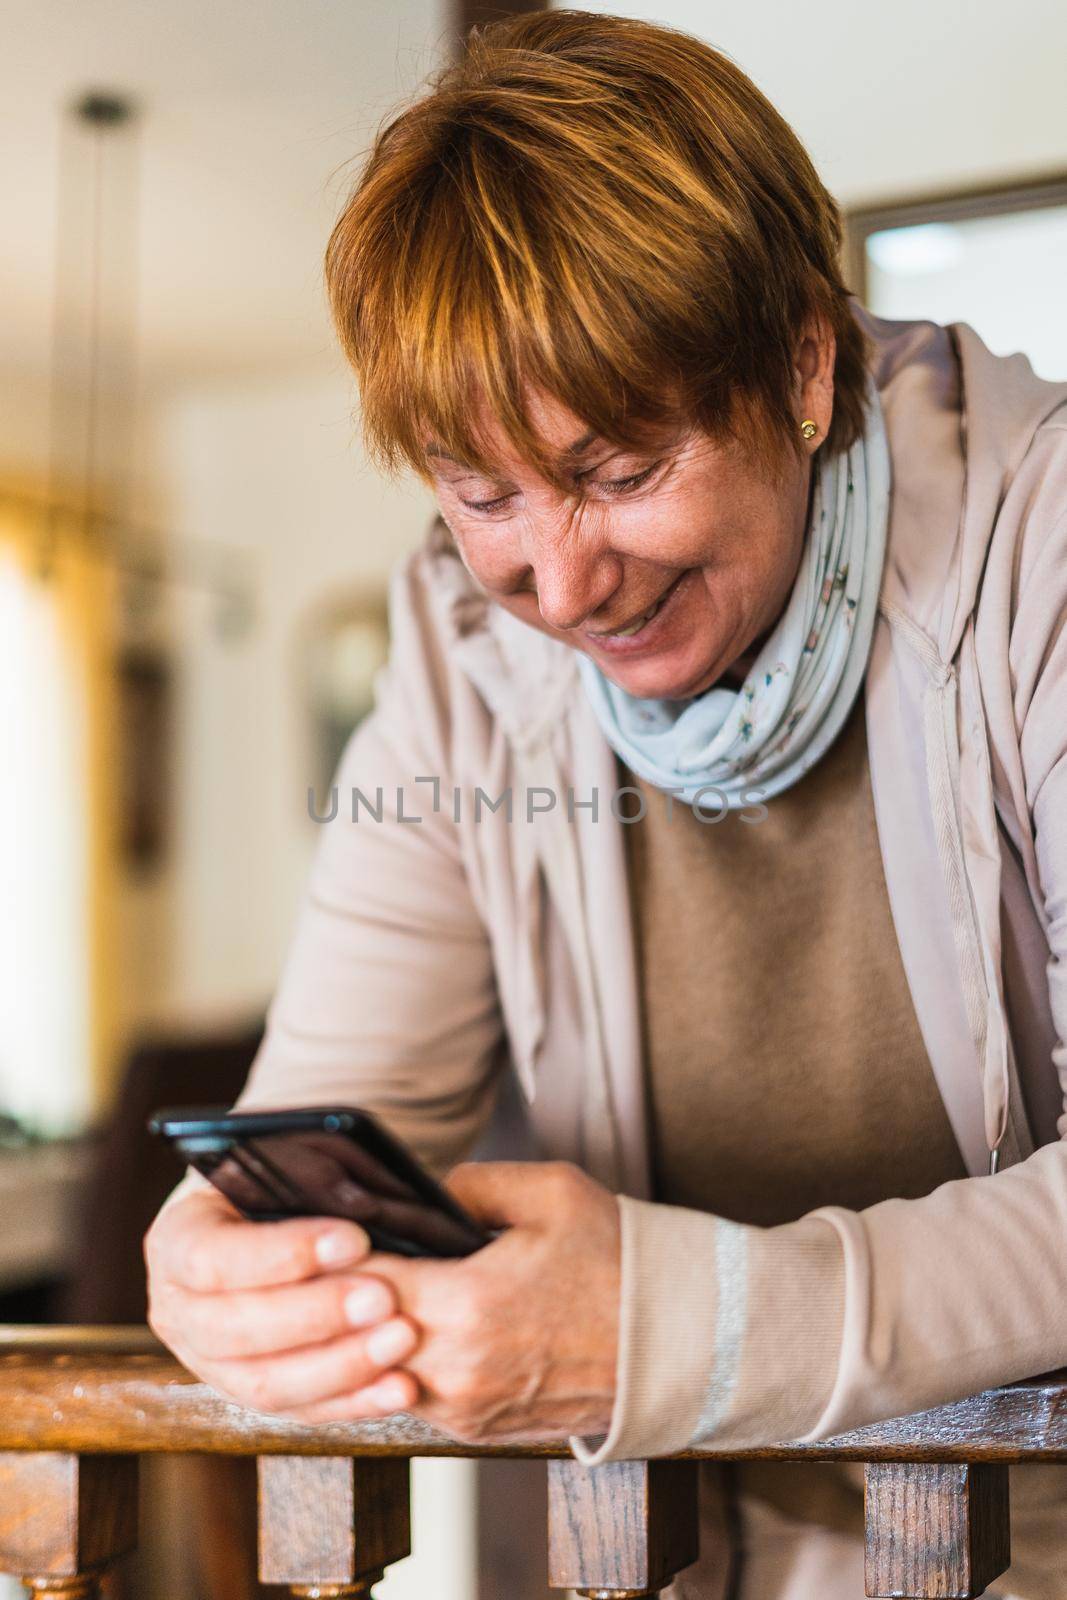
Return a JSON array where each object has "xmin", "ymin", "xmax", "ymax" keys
[
  {"xmin": 0, "ymin": 1326, "xmax": 1065, "ymax": 1461},
  {"xmin": 1, "ymin": 1327, "xmax": 1065, "ymax": 1597}
]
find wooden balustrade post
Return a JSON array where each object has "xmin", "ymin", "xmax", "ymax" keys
[
  {"xmin": 864, "ymin": 1462, "xmax": 1010, "ymax": 1598},
  {"xmin": 0, "ymin": 1452, "xmax": 138, "ymax": 1599},
  {"xmin": 257, "ymin": 1456, "xmax": 411, "ymax": 1597},
  {"xmin": 547, "ymin": 1459, "xmax": 699, "ymax": 1598}
]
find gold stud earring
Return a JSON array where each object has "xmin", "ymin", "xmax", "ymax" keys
[{"xmin": 800, "ymin": 419, "xmax": 818, "ymax": 441}]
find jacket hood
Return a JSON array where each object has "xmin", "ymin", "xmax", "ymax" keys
[{"xmin": 853, "ymin": 302, "xmax": 1067, "ymax": 663}]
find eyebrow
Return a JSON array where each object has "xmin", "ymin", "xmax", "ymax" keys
[{"xmin": 424, "ymin": 428, "xmax": 601, "ymax": 467}]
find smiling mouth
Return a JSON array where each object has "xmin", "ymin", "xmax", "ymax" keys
[{"xmin": 587, "ymin": 573, "xmax": 685, "ymax": 638}]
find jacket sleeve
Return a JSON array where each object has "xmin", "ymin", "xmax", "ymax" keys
[
  {"xmin": 173, "ymin": 551, "xmax": 506, "ymax": 1203},
  {"xmin": 573, "ymin": 1141, "xmax": 1067, "ymax": 1465},
  {"xmin": 575, "ymin": 432, "xmax": 1067, "ymax": 1467}
]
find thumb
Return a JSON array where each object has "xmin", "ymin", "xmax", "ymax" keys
[{"xmin": 445, "ymin": 1160, "xmax": 569, "ymax": 1228}]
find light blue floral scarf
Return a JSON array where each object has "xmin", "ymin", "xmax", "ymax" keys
[{"xmin": 577, "ymin": 371, "xmax": 891, "ymax": 809}]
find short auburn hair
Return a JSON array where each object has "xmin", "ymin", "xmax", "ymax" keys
[{"xmin": 324, "ymin": 8, "xmax": 869, "ymax": 489}]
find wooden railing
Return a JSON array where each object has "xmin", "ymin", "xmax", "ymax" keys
[{"xmin": 2, "ymin": 1329, "xmax": 1067, "ymax": 1598}]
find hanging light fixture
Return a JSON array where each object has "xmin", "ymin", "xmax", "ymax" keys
[
  {"xmin": 41, "ymin": 86, "xmax": 140, "ymax": 581},
  {"xmin": 32, "ymin": 85, "xmax": 255, "ymax": 638}
]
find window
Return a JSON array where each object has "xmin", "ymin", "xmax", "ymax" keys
[
  {"xmin": 847, "ymin": 173, "xmax": 1067, "ymax": 380},
  {"xmin": 0, "ymin": 509, "xmax": 101, "ymax": 1137}
]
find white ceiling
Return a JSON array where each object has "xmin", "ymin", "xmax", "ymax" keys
[{"xmin": 1, "ymin": 0, "xmax": 449, "ymax": 395}]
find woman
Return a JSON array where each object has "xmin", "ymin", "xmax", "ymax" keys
[{"xmin": 145, "ymin": 11, "xmax": 1067, "ymax": 1597}]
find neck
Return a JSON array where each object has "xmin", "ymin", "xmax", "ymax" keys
[
  {"xmin": 717, "ymin": 455, "xmax": 816, "ymax": 691},
  {"xmin": 719, "ymin": 637, "xmax": 765, "ymax": 690}
]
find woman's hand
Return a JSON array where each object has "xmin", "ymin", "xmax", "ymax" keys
[
  {"xmin": 144, "ymin": 1187, "xmax": 421, "ymax": 1418},
  {"xmin": 274, "ymin": 1161, "xmax": 622, "ymax": 1445}
]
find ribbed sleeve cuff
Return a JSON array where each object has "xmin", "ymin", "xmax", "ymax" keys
[{"xmin": 571, "ymin": 1197, "xmax": 846, "ymax": 1465}]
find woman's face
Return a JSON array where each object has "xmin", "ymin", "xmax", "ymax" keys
[{"xmin": 427, "ymin": 347, "xmax": 830, "ymax": 702}]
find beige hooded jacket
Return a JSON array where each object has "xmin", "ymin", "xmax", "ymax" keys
[{"xmin": 184, "ymin": 302, "xmax": 1067, "ymax": 1467}]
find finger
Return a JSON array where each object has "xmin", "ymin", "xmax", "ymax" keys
[
  {"xmin": 151, "ymin": 1190, "xmax": 371, "ymax": 1292},
  {"xmin": 206, "ymin": 1317, "xmax": 421, "ymax": 1413},
  {"xmin": 158, "ymin": 1271, "xmax": 397, "ymax": 1361},
  {"xmin": 351, "ymin": 1247, "xmax": 457, "ymax": 1310},
  {"xmin": 444, "ymin": 1159, "xmax": 579, "ymax": 1227},
  {"xmin": 276, "ymin": 1370, "xmax": 419, "ymax": 1425}
]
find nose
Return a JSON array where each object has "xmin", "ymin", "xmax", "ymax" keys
[{"xmin": 529, "ymin": 526, "xmax": 622, "ymax": 632}]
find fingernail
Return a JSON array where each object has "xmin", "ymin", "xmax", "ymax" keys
[
  {"xmin": 367, "ymin": 1319, "xmax": 416, "ymax": 1366},
  {"xmin": 315, "ymin": 1229, "xmax": 365, "ymax": 1268},
  {"xmin": 344, "ymin": 1283, "xmax": 391, "ymax": 1327},
  {"xmin": 368, "ymin": 1375, "xmax": 410, "ymax": 1412}
]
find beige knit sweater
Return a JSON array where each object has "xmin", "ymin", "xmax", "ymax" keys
[{"xmin": 622, "ymin": 695, "xmax": 967, "ymax": 1230}]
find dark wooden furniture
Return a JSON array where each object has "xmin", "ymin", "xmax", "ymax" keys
[
  {"xmin": 3, "ymin": 1330, "xmax": 1067, "ymax": 1598},
  {"xmin": 60, "ymin": 1024, "xmax": 264, "ymax": 1326}
]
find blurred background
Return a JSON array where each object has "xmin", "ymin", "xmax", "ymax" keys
[{"xmin": 0, "ymin": 0, "xmax": 1064, "ymax": 1595}]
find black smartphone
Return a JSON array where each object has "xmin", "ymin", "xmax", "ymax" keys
[{"xmin": 148, "ymin": 1104, "xmax": 492, "ymax": 1259}]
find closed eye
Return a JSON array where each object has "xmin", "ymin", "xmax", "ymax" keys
[
  {"xmin": 460, "ymin": 461, "xmax": 661, "ymax": 514},
  {"xmin": 593, "ymin": 463, "xmax": 660, "ymax": 496},
  {"xmin": 460, "ymin": 490, "xmax": 515, "ymax": 513}
]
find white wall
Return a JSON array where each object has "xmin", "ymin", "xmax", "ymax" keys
[{"xmin": 128, "ymin": 359, "xmax": 435, "ymax": 1026}]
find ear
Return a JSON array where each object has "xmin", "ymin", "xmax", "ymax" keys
[{"xmin": 792, "ymin": 313, "xmax": 836, "ymax": 450}]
